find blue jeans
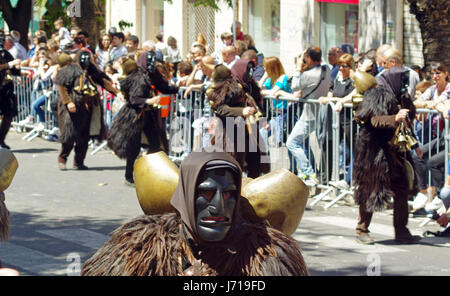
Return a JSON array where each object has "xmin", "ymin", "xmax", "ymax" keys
[
  {"xmin": 439, "ymin": 186, "xmax": 450, "ymax": 210},
  {"xmin": 259, "ymin": 114, "xmax": 284, "ymax": 147},
  {"xmin": 286, "ymin": 119, "xmax": 315, "ymax": 176},
  {"xmin": 31, "ymin": 94, "xmax": 46, "ymax": 123}
]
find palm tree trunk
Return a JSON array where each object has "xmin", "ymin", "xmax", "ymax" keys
[
  {"xmin": 69, "ymin": 0, "xmax": 105, "ymax": 52},
  {"xmin": 0, "ymin": 0, "xmax": 32, "ymax": 50},
  {"xmin": 407, "ymin": 0, "xmax": 450, "ymax": 67}
]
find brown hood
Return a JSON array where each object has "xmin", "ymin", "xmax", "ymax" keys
[
  {"xmin": 137, "ymin": 50, "xmax": 150, "ymax": 71},
  {"xmin": 170, "ymin": 152, "xmax": 242, "ymax": 243},
  {"xmin": 231, "ymin": 58, "xmax": 251, "ymax": 84}
]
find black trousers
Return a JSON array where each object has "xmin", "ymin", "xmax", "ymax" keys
[
  {"xmin": 125, "ymin": 151, "xmax": 140, "ymax": 181},
  {"xmin": 0, "ymin": 115, "xmax": 12, "ymax": 145},
  {"xmin": 356, "ymin": 192, "xmax": 411, "ymax": 238},
  {"xmin": 58, "ymin": 136, "xmax": 89, "ymax": 167}
]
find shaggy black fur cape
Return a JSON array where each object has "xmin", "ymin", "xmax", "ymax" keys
[
  {"xmin": 107, "ymin": 68, "xmax": 168, "ymax": 159},
  {"xmin": 0, "ymin": 50, "xmax": 20, "ymax": 117},
  {"xmin": 81, "ymin": 213, "xmax": 308, "ymax": 276},
  {"xmin": 55, "ymin": 61, "xmax": 109, "ymax": 144},
  {"xmin": 353, "ymin": 86, "xmax": 418, "ymax": 212}
]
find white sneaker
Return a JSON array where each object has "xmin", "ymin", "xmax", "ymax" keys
[
  {"xmin": 329, "ymin": 180, "xmax": 350, "ymax": 190},
  {"xmin": 425, "ymin": 196, "xmax": 444, "ymax": 211},
  {"xmin": 304, "ymin": 176, "xmax": 319, "ymax": 187},
  {"xmin": 19, "ymin": 117, "xmax": 33, "ymax": 126},
  {"xmin": 34, "ymin": 122, "xmax": 45, "ymax": 132},
  {"xmin": 412, "ymin": 192, "xmax": 428, "ymax": 210},
  {"xmin": 48, "ymin": 127, "xmax": 59, "ymax": 135}
]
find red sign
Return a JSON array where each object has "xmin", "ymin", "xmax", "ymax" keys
[{"xmin": 315, "ymin": 0, "xmax": 359, "ymax": 4}]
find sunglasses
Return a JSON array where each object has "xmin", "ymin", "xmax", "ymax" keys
[
  {"xmin": 339, "ymin": 65, "xmax": 350, "ymax": 68},
  {"xmin": 432, "ymin": 71, "xmax": 442, "ymax": 76}
]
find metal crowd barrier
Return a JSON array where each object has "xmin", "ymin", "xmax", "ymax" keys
[
  {"xmin": 12, "ymin": 74, "xmax": 115, "ymax": 146},
  {"xmin": 166, "ymin": 90, "xmax": 340, "ymax": 189},
  {"xmin": 165, "ymin": 89, "xmax": 449, "ymax": 210}
]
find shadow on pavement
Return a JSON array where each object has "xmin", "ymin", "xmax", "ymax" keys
[
  {"xmin": 2, "ymin": 210, "xmax": 129, "ymax": 275},
  {"xmin": 12, "ymin": 148, "xmax": 59, "ymax": 154}
]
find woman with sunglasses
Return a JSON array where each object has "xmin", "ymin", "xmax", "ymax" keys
[{"xmin": 415, "ymin": 62, "xmax": 449, "ymax": 113}]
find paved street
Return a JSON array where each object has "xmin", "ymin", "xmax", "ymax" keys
[{"xmin": 1, "ymin": 131, "xmax": 449, "ymax": 276}]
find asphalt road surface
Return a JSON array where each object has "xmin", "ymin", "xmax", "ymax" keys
[{"xmin": 1, "ymin": 131, "xmax": 449, "ymax": 276}]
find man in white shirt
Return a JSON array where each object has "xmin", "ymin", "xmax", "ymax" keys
[
  {"xmin": 221, "ymin": 46, "xmax": 239, "ymax": 69},
  {"xmin": 155, "ymin": 33, "xmax": 167, "ymax": 61},
  {"xmin": 186, "ymin": 44, "xmax": 207, "ymax": 86},
  {"xmin": 285, "ymin": 46, "xmax": 331, "ymax": 183},
  {"xmin": 384, "ymin": 48, "xmax": 420, "ymax": 99}
]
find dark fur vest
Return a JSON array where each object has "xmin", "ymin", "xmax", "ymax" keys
[
  {"xmin": 353, "ymin": 87, "xmax": 418, "ymax": 212},
  {"xmin": 81, "ymin": 213, "xmax": 309, "ymax": 276},
  {"xmin": 55, "ymin": 64, "xmax": 106, "ymax": 143},
  {"xmin": 107, "ymin": 69, "xmax": 168, "ymax": 159}
]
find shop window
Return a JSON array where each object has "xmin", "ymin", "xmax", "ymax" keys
[{"xmin": 320, "ymin": 2, "xmax": 358, "ymax": 63}]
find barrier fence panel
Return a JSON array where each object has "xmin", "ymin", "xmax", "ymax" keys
[{"xmin": 13, "ymin": 76, "xmax": 33, "ymax": 125}]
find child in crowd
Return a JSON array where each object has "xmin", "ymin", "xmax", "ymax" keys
[
  {"xmin": 213, "ymin": 32, "xmax": 233, "ymax": 64},
  {"xmin": 175, "ymin": 61, "xmax": 194, "ymax": 87}
]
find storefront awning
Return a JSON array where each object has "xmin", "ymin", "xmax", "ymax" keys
[{"xmin": 315, "ymin": 0, "xmax": 359, "ymax": 4}]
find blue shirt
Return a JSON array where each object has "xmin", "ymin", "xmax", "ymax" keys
[{"xmin": 263, "ymin": 74, "xmax": 291, "ymax": 109}]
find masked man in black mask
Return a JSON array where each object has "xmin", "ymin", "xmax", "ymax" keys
[
  {"xmin": 55, "ymin": 50, "xmax": 119, "ymax": 170},
  {"xmin": 0, "ymin": 29, "xmax": 22, "ymax": 149},
  {"xmin": 107, "ymin": 51, "xmax": 178, "ymax": 186},
  {"xmin": 81, "ymin": 152, "xmax": 308, "ymax": 276}
]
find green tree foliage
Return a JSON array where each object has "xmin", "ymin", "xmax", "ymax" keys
[{"xmin": 39, "ymin": 0, "xmax": 70, "ymax": 35}]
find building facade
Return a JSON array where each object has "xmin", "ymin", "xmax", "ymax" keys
[{"xmin": 106, "ymin": 0, "xmax": 425, "ymax": 74}]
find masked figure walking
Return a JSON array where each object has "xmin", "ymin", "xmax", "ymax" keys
[
  {"xmin": 0, "ymin": 29, "xmax": 22, "ymax": 149},
  {"xmin": 81, "ymin": 152, "xmax": 308, "ymax": 276},
  {"xmin": 55, "ymin": 50, "xmax": 119, "ymax": 170}
]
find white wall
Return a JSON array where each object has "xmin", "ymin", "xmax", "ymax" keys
[
  {"xmin": 280, "ymin": 0, "xmax": 315, "ymax": 75},
  {"xmin": 164, "ymin": 0, "xmax": 187, "ymax": 58},
  {"xmin": 109, "ymin": 0, "xmax": 138, "ymax": 35}
]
